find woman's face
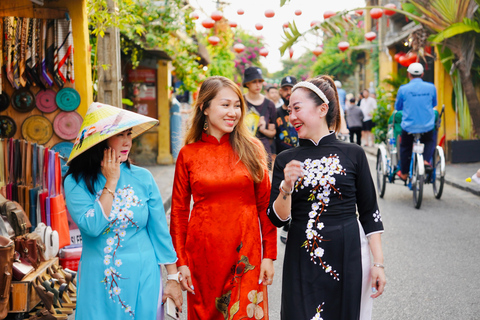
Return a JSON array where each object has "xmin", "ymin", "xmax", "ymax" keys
[
  {"xmin": 288, "ymin": 88, "xmax": 327, "ymax": 141},
  {"xmin": 204, "ymin": 87, "xmax": 241, "ymax": 139},
  {"xmin": 107, "ymin": 129, "xmax": 133, "ymax": 162},
  {"xmin": 245, "ymin": 79, "xmax": 264, "ymax": 94}
]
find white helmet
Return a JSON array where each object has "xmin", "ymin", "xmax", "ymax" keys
[{"xmin": 334, "ymin": 80, "xmax": 342, "ymax": 88}]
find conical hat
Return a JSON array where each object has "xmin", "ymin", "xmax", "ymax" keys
[{"xmin": 67, "ymin": 102, "xmax": 159, "ymax": 165}]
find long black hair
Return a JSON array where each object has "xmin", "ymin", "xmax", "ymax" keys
[{"xmin": 64, "ymin": 140, "xmax": 130, "ymax": 195}]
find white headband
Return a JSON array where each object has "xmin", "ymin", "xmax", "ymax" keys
[{"xmin": 292, "ymin": 81, "xmax": 329, "ymax": 105}]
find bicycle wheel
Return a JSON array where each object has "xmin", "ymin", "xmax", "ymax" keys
[
  {"xmin": 432, "ymin": 146, "xmax": 445, "ymax": 199},
  {"xmin": 376, "ymin": 148, "xmax": 387, "ymax": 198},
  {"xmin": 412, "ymin": 153, "xmax": 424, "ymax": 209}
]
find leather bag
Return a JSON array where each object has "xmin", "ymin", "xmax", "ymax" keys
[
  {"xmin": 0, "ymin": 195, "xmax": 28, "ymax": 237},
  {"xmin": 14, "ymin": 236, "xmax": 39, "ymax": 269},
  {"xmin": 0, "ymin": 235, "xmax": 14, "ymax": 320},
  {"xmin": 34, "ymin": 223, "xmax": 58, "ymax": 260},
  {"xmin": 50, "ymin": 152, "xmax": 70, "ymax": 249}
]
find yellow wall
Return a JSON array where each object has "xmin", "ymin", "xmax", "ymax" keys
[
  {"xmin": 434, "ymin": 47, "xmax": 455, "ymax": 142},
  {"xmin": 379, "ymin": 48, "xmax": 396, "ymax": 92},
  {"xmin": 157, "ymin": 60, "xmax": 173, "ymax": 164}
]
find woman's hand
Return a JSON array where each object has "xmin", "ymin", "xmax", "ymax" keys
[
  {"xmin": 162, "ymin": 280, "xmax": 183, "ymax": 312},
  {"xmin": 258, "ymin": 116, "xmax": 267, "ymax": 131},
  {"xmin": 283, "ymin": 160, "xmax": 303, "ymax": 190},
  {"xmin": 101, "ymin": 148, "xmax": 121, "ymax": 183},
  {"xmin": 370, "ymin": 265, "xmax": 386, "ymax": 298},
  {"xmin": 258, "ymin": 258, "xmax": 274, "ymax": 286},
  {"xmin": 178, "ymin": 265, "xmax": 195, "ymax": 295}
]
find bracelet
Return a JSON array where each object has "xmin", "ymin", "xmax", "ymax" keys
[
  {"xmin": 373, "ymin": 263, "xmax": 384, "ymax": 269},
  {"xmin": 279, "ymin": 180, "xmax": 294, "ymax": 196},
  {"xmin": 103, "ymin": 187, "xmax": 115, "ymax": 198}
]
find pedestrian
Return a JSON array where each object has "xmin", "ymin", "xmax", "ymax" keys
[
  {"xmin": 394, "ymin": 62, "xmax": 437, "ymax": 182},
  {"xmin": 346, "ymin": 97, "xmax": 364, "ymax": 145},
  {"xmin": 267, "ymin": 76, "xmax": 386, "ymax": 319},
  {"xmin": 64, "ymin": 103, "xmax": 183, "ymax": 320},
  {"xmin": 275, "ymin": 75, "xmax": 299, "ymax": 244},
  {"xmin": 170, "ymin": 76, "xmax": 277, "ymax": 320},
  {"xmin": 334, "ymin": 80, "xmax": 346, "ymax": 112},
  {"xmin": 359, "ymin": 89, "xmax": 377, "ymax": 147},
  {"xmin": 266, "ymin": 85, "xmax": 284, "ymax": 108},
  {"xmin": 243, "ymin": 66, "xmax": 277, "ymax": 168}
]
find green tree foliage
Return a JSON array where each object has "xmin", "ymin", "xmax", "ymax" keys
[
  {"xmin": 311, "ymin": 27, "xmax": 364, "ymax": 80},
  {"xmin": 274, "ymin": 52, "xmax": 317, "ymax": 81},
  {"xmin": 88, "ymin": 0, "xmax": 205, "ymax": 95},
  {"xmin": 201, "ymin": 19, "xmax": 236, "ymax": 80}
]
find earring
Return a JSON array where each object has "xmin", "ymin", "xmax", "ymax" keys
[{"xmin": 203, "ymin": 119, "xmax": 209, "ymax": 131}]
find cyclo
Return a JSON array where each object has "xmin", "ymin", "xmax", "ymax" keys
[{"xmin": 375, "ymin": 107, "xmax": 446, "ymax": 209}]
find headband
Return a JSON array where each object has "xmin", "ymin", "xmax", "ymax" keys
[{"xmin": 292, "ymin": 81, "xmax": 329, "ymax": 105}]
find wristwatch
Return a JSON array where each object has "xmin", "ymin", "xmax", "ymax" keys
[{"xmin": 166, "ymin": 272, "xmax": 182, "ymax": 284}]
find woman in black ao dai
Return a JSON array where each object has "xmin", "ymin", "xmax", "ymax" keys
[{"xmin": 267, "ymin": 76, "xmax": 386, "ymax": 320}]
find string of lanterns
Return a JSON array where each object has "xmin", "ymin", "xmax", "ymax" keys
[{"xmin": 195, "ymin": 3, "xmax": 416, "ymax": 65}]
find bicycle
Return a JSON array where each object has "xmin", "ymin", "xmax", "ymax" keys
[{"xmin": 376, "ymin": 107, "xmax": 445, "ymax": 209}]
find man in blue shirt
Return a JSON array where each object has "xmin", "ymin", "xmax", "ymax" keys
[
  {"xmin": 395, "ymin": 62, "xmax": 437, "ymax": 181},
  {"xmin": 335, "ymin": 80, "xmax": 347, "ymax": 111}
]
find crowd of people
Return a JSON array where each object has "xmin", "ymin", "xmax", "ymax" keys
[{"xmin": 65, "ymin": 68, "xmax": 390, "ymax": 320}]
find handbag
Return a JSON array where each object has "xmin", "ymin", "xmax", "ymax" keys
[
  {"xmin": 12, "ymin": 252, "xmax": 34, "ymax": 281},
  {"xmin": 34, "ymin": 223, "xmax": 58, "ymax": 260},
  {"xmin": 38, "ymin": 147, "xmax": 49, "ymax": 225},
  {"xmin": 0, "ymin": 235, "xmax": 14, "ymax": 320},
  {"xmin": 50, "ymin": 152, "xmax": 71, "ymax": 249},
  {"xmin": 0, "ymin": 195, "xmax": 28, "ymax": 237},
  {"xmin": 29, "ymin": 143, "xmax": 40, "ymax": 231},
  {"xmin": 14, "ymin": 236, "xmax": 39, "ymax": 269}
]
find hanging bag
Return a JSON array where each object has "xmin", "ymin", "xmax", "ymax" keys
[
  {"xmin": 50, "ymin": 152, "xmax": 70, "ymax": 249},
  {"xmin": 38, "ymin": 147, "xmax": 49, "ymax": 225},
  {"xmin": 0, "ymin": 235, "xmax": 14, "ymax": 320},
  {"xmin": 29, "ymin": 143, "xmax": 40, "ymax": 231}
]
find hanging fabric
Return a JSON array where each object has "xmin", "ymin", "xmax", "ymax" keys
[
  {"xmin": 4, "ymin": 17, "xmax": 14, "ymax": 89},
  {"xmin": 18, "ymin": 17, "xmax": 28, "ymax": 87},
  {"xmin": 12, "ymin": 17, "xmax": 22, "ymax": 89},
  {"xmin": 55, "ymin": 18, "xmax": 74, "ymax": 85},
  {"xmin": 41, "ymin": 20, "xmax": 54, "ymax": 87}
]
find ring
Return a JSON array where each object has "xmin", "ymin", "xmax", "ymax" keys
[{"xmin": 108, "ymin": 160, "xmax": 112, "ymax": 162}]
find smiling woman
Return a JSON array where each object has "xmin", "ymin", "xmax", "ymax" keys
[{"xmin": 170, "ymin": 76, "xmax": 277, "ymax": 320}]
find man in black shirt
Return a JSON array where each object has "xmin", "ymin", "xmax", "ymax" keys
[{"xmin": 275, "ymin": 76, "xmax": 298, "ymax": 244}]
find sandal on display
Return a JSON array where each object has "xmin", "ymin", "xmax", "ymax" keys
[{"xmin": 32, "ymin": 283, "xmax": 68, "ymax": 320}]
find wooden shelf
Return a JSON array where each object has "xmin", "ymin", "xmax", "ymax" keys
[{"xmin": 9, "ymin": 257, "xmax": 59, "ymax": 313}]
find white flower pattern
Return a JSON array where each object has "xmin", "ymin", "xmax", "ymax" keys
[
  {"xmin": 310, "ymin": 302, "xmax": 325, "ymax": 320},
  {"xmin": 100, "ymin": 185, "xmax": 142, "ymax": 318},
  {"xmin": 296, "ymin": 155, "xmax": 346, "ymax": 281}
]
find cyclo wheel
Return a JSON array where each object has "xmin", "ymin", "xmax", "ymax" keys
[
  {"xmin": 376, "ymin": 148, "xmax": 387, "ymax": 198},
  {"xmin": 432, "ymin": 146, "xmax": 445, "ymax": 199},
  {"xmin": 412, "ymin": 153, "xmax": 424, "ymax": 209}
]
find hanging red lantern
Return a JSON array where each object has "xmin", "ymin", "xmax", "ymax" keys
[
  {"xmin": 338, "ymin": 41, "xmax": 350, "ymax": 52},
  {"xmin": 370, "ymin": 8, "xmax": 383, "ymax": 19},
  {"xmin": 398, "ymin": 55, "xmax": 410, "ymax": 67},
  {"xmin": 233, "ymin": 43, "xmax": 246, "ymax": 53},
  {"xmin": 228, "ymin": 21, "xmax": 238, "ymax": 28},
  {"xmin": 365, "ymin": 31, "xmax": 377, "ymax": 42},
  {"xmin": 237, "ymin": 8, "xmax": 244, "ymax": 15},
  {"xmin": 313, "ymin": 46, "xmax": 324, "ymax": 57},
  {"xmin": 208, "ymin": 36, "xmax": 220, "ymax": 46},
  {"xmin": 323, "ymin": 11, "xmax": 335, "ymax": 19},
  {"xmin": 406, "ymin": 52, "xmax": 418, "ymax": 64},
  {"xmin": 259, "ymin": 48, "xmax": 269, "ymax": 57},
  {"xmin": 190, "ymin": 12, "xmax": 199, "ymax": 20},
  {"xmin": 289, "ymin": 48, "xmax": 294, "ymax": 59},
  {"xmin": 295, "ymin": 9, "xmax": 302, "ymax": 16},
  {"xmin": 255, "ymin": 23, "xmax": 263, "ymax": 31},
  {"xmin": 211, "ymin": 11, "xmax": 223, "ymax": 21},
  {"xmin": 310, "ymin": 20, "xmax": 321, "ymax": 27},
  {"xmin": 355, "ymin": 9, "xmax": 364, "ymax": 16},
  {"xmin": 283, "ymin": 22, "xmax": 290, "ymax": 28},
  {"xmin": 202, "ymin": 19, "xmax": 215, "ymax": 28},
  {"xmin": 394, "ymin": 52, "xmax": 405, "ymax": 63},
  {"xmin": 265, "ymin": 9, "xmax": 275, "ymax": 18},
  {"xmin": 384, "ymin": 4, "xmax": 397, "ymax": 16}
]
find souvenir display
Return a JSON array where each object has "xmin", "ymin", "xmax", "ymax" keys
[
  {"xmin": 0, "ymin": 93, "xmax": 10, "ymax": 112},
  {"xmin": 0, "ymin": 116, "xmax": 17, "ymax": 138},
  {"xmin": 53, "ymin": 111, "xmax": 82, "ymax": 140},
  {"xmin": 35, "ymin": 89, "xmax": 58, "ymax": 113},
  {"xmin": 11, "ymin": 88, "xmax": 36, "ymax": 113},
  {"xmin": 21, "ymin": 115, "xmax": 53, "ymax": 145},
  {"xmin": 56, "ymin": 87, "xmax": 80, "ymax": 111}
]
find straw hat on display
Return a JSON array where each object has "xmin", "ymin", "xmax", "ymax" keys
[{"xmin": 67, "ymin": 102, "xmax": 159, "ymax": 165}]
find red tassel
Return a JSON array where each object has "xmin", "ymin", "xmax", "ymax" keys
[{"xmin": 387, "ymin": 18, "xmax": 390, "ymax": 28}]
